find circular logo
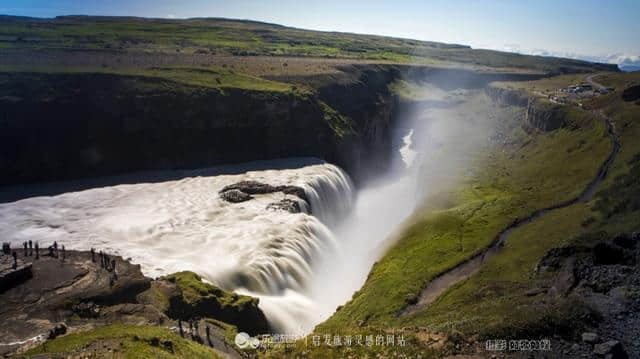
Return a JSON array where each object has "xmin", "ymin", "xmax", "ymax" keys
[{"xmin": 235, "ymin": 332, "xmax": 250, "ymax": 349}]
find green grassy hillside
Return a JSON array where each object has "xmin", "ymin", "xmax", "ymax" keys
[
  {"xmin": 274, "ymin": 72, "xmax": 640, "ymax": 357},
  {"xmin": 0, "ymin": 15, "xmax": 617, "ymax": 77}
]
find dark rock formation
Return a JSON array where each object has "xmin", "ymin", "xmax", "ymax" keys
[
  {"xmin": 537, "ymin": 232, "xmax": 640, "ymax": 358},
  {"xmin": 219, "ymin": 189, "xmax": 252, "ymax": 203},
  {"xmin": 143, "ymin": 271, "xmax": 270, "ymax": 335},
  {"xmin": 484, "ymin": 86, "xmax": 529, "ymax": 107},
  {"xmin": 72, "ymin": 301, "xmax": 101, "ymax": 318},
  {"xmin": 536, "ymin": 245, "xmax": 589, "ymax": 272},
  {"xmin": 0, "ymin": 255, "xmax": 32, "ymax": 292},
  {"xmin": 593, "ymin": 340, "xmax": 628, "ymax": 358},
  {"xmin": 219, "ymin": 180, "xmax": 308, "ymax": 203},
  {"xmin": 220, "ymin": 180, "xmax": 279, "ymax": 195},
  {"xmin": 266, "ymin": 198, "xmax": 302, "ymax": 213},
  {"xmin": 622, "ymin": 85, "xmax": 640, "ymax": 102},
  {"xmin": 0, "ymin": 250, "xmax": 155, "ymax": 356},
  {"xmin": 592, "ymin": 241, "xmax": 635, "ymax": 266},
  {"xmin": 0, "ymin": 67, "xmax": 401, "ymax": 187},
  {"xmin": 526, "ymin": 98, "xmax": 566, "ymax": 131},
  {"xmin": 612, "ymin": 232, "xmax": 638, "ymax": 249},
  {"xmin": 0, "ymin": 66, "xmax": 555, "ymax": 192}
]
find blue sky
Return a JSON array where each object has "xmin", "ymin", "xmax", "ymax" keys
[{"xmin": 2, "ymin": 0, "xmax": 639, "ymax": 65}]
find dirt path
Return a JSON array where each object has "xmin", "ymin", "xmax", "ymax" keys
[
  {"xmin": 400, "ymin": 93, "xmax": 620, "ymax": 317},
  {"xmin": 586, "ymin": 74, "xmax": 607, "ymax": 91}
]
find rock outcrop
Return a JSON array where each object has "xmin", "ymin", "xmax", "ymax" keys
[
  {"xmin": 266, "ymin": 198, "xmax": 302, "ymax": 213},
  {"xmin": 526, "ymin": 98, "xmax": 566, "ymax": 131},
  {"xmin": 0, "ymin": 255, "xmax": 32, "ymax": 292},
  {"xmin": 140, "ymin": 271, "xmax": 270, "ymax": 335},
  {"xmin": 219, "ymin": 180, "xmax": 307, "ymax": 201},
  {"xmin": 219, "ymin": 189, "xmax": 253, "ymax": 203},
  {"xmin": 536, "ymin": 232, "xmax": 640, "ymax": 358},
  {"xmin": 484, "ymin": 85, "xmax": 529, "ymax": 107},
  {"xmin": 622, "ymin": 84, "xmax": 640, "ymax": 102}
]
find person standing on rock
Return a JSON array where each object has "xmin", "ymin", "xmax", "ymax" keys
[
  {"xmin": 12, "ymin": 251, "xmax": 17, "ymax": 269},
  {"xmin": 23, "ymin": 242, "xmax": 28, "ymax": 257},
  {"xmin": 61, "ymin": 245, "xmax": 66, "ymax": 261},
  {"xmin": 91, "ymin": 248, "xmax": 95, "ymax": 262},
  {"xmin": 35, "ymin": 242, "xmax": 39, "ymax": 259},
  {"xmin": 53, "ymin": 241, "xmax": 58, "ymax": 258},
  {"xmin": 28, "ymin": 240, "xmax": 33, "ymax": 256}
]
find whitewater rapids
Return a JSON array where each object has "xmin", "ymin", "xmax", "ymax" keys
[
  {"xmin": 0, "ymin": 159, "xmax": 352, "ymax": 321},
  {"xmin": 0, "ymin": 144, "xmax": 418, "ymax": 334}
]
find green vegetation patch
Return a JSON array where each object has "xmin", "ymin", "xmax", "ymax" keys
[
  {"xmin": 0, "ymin": 65, "xmax": 295, "ymax": 93},
  {"xmin": 23, "ymin": 324, "xmax": 220, "ymax": 358},
  {"xmin": 162, "ymin": 271, "xmax": 256, "ymax": 311},
  {"xmin": 319, "ymin": 100, "xmax": 354, "ymax": 137},
  {"xmin": 0, "ymin": 16, "xmax": 616, "ymax": 74}
]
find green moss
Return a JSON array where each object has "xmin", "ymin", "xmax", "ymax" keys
[
  {"xmin": 160, "ymin": 271, "xmax": 269, "ymax": 335},
  {"xmin": 162, "ymin": 271, "xmax": 255, "ymax": 310},
  {"xmin": 22, "ymin": 324, "xmax": 220, "ymax": 358},
  {"xmin": 318, "ymin": 100, "xmax": 354, "ymax": 137}
]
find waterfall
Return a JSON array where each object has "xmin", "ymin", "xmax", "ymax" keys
[
  {"xmin": 0, "ymin": 159, "xmax": 355, "ymax": 333},
  {"xmin": 299, "ymin": 164, "xmax": 355, "ymax": 227}
]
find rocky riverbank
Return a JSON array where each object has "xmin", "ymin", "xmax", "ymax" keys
[{"xmin": 0, "ymin": 248, "xmax": 265, "ymax": 357}]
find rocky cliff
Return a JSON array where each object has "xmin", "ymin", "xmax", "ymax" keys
[
  {"xmin": 0, "ymin": 67, "xmax": 402, "ymax": 187},
  {"xmin": 525, "ymin": 98, "xmax": 567, "ymax": 131},
  {"xmin": 0, "ymin": 67, "xmax": 553, "ymax": 188},
  {"xmin": 484, "ymin": 85, "xmax": 530, "ymax": 107},
  {"xmin": 485, "ymin": 84, "xmax": 568, "ymax": 132}
]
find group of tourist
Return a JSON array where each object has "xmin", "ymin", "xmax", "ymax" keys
[
  {"xmin": 178, "ymin": 318, "xmax": 214, "ymax": 347},
  {"xmin": 91, "ymin": 248, "xmax": 117, "ymax": 273},
  {"xmin": 1, "ymin": 240, "xmax": 66, "ymax": 268}
]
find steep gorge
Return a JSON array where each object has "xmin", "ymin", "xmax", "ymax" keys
[{"xmin": 0, "ymin": 65, "xmax": 550, "ymax": 192}]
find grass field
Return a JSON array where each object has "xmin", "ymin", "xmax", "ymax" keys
[
  {"xmin": 0, "ymin": 15, "xmax": 617, "ymax": 77},
  {"xmin": 23, "ymin": 324, "xmax": 220, "ymax": 358}
]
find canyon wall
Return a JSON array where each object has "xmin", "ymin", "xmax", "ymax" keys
[{"xmin": 0, "ymin": 66, "xmax": 549, "ymax": 188}]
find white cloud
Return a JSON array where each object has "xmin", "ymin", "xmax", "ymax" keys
[
  {"xmin": 166, "ymin": 14, "xmax": 176, "ymax": 19},
  {"xmin": 476, "ymin": 43, "xmax": 640, "ymax": 67}
]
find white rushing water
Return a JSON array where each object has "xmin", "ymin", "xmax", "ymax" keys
[
  {"xmin": 0, "ymin": 159, "xmax": 351, "ymax": 321},
  {"xmin": 0, "ymin": 131, "xmax": 419, "ymax": 334}
]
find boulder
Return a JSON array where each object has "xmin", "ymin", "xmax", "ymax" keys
[
  {"xmin": 219, "ymin": 181, "xmax": 307, "ymax": 202},
  {"xmin": 266, "ymin": 199, "xmax": 302, "ymax": 213},
  {"xmin": 593, "ymin": 340, "xmax": 628, "ymax": 358},
  {"xmin": 153, "ymin": 271, "xmax": 270, "ymax": 335},
  {"xmin": 612, "ymin": 233, "xmax": 637, "ymax": 249},
  {"xmin": 592, "ymin": 242, "xmax": 633, "ymax": 266},
  {"xmin": 220, "ymin": 180, "xmax": 276, "ymax": 195},
  {"xmin": 219, "ymin": 189, "xmax": 252, "ymax": 203},
  {"xmin": 582, "ymin": 332, "xmax": 599, "ymax": 344},
  {"xmin": 622, "ymin": 85, "xmax": 640, "ymax": 102}
]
